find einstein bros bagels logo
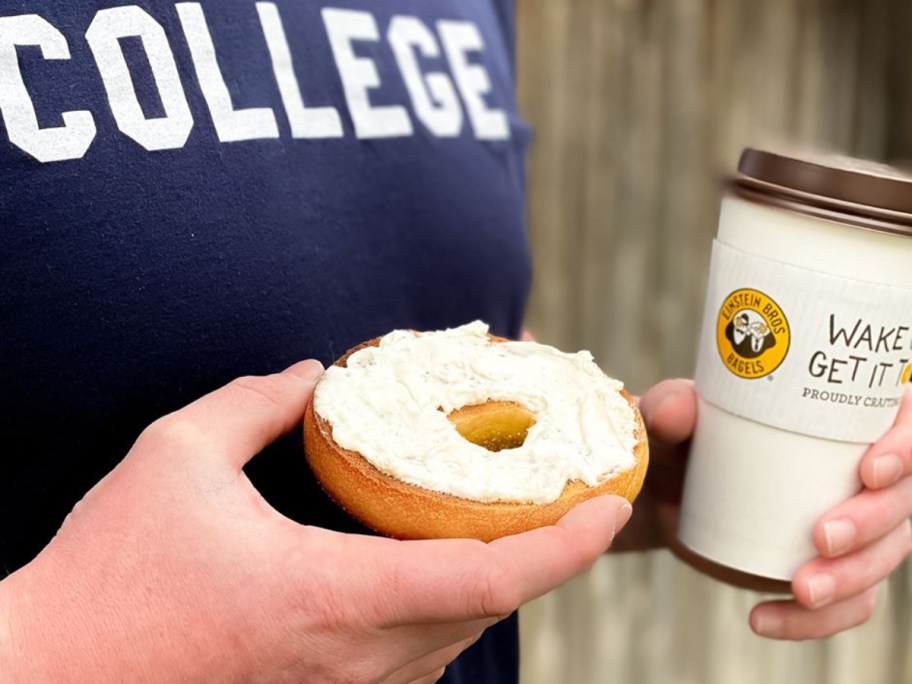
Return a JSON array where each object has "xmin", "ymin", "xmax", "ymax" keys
[{"xmin": 716, "ymin": 288, "xmax": 790, "ymax": 379}]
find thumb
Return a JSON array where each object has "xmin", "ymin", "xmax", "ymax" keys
[
  {"xmin": 637, "ymin": 379, "xmax": 697, "ymax": 445},
  {"xmin": 369, "ymin": 495, "xmax": 631, "ymax": 625},
  {"xmin": 157, "ymin": 359, "xmax": 324, "ymax": 472}
]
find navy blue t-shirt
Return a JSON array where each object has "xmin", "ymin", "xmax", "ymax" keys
[{"xmin": 0, "ymin": 1, "xmax": 531, "ymax": 681}]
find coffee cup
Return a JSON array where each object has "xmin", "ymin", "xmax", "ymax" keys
[{"xmin": 679, "ymin": 148, "xmax": 912, "ymax": 582}]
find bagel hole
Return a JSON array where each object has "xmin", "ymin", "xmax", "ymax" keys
[{"xmin": 445, "ymin": 401, "xmax": 536, "ymax": 452}]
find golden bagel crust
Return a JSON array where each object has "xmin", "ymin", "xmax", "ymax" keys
[{"xmin": 303, "ymin": 336, "xmax": 649, "ymax": 541}]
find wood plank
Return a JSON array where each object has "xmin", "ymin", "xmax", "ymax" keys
[{"xmin": 515, "ymin": 0, "xmax": 910, "ymax": 682}]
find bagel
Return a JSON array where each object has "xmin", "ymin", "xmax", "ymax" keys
[{"xmin": 303, "ymin": 322, "xmax": 648, "ymax": 541}]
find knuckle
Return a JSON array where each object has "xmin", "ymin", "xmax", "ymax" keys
[
  {"xmin": 474, "ymin": 562, "xmax": 520, "ymax": 618},
  {"xmin": 136, "ymin": 415, "xmax": 205, "ymax": 454},
  {"xmin": 860, "ymin": 587, "xmax": 879, "ymax": 621},
  {"xmin": 901, "ymin": 520, "xmax": 912, "ymax": 557},
  {"xmin": 895, "ymin": 447, "xmax": 912, "ymax": 474},
  {"xmin": 895, "ymin": 421, "xmax": 912, "ymax": 457},
  {"xmin": 878, "ymin": 518, "xmax": 912, "ymax": 569},
  {"xmin": 228, "ymin": 373, "xmax": 291, "ymax": 409}
]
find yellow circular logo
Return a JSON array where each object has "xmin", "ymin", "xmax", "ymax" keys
[
  {"xmin": 902, "ymin": 363, "xmax": 912, "ymax": 385},
  {"xmin": 716, "ymin": 288, "xmax": 790, "ymax": 379}
]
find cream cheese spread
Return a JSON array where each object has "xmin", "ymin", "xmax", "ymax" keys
[{"xmin": 313, "ymin": 321, "xmax": 638, "ymax": 504}]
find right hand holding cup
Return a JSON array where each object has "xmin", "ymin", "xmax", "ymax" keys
[
  {"xmin": 634, "ymin": 379, "xmax": 912, "ymax": 641},
  {"xmin": 749, "ymin": 383, "xmax": 912, "ymax": 639}
]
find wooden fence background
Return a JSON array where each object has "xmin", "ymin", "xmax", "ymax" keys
[{"xmin": 514, "ymin": 1, "xmax": 912, "ymax": 682}]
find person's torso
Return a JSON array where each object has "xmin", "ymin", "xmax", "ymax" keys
[{"xmin": 0, "ymin": 2, "xmax": 530, "ymax": 680}]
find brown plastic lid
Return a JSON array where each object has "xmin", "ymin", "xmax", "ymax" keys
[{"xmin": 729, "ymin": 148, "xmax": 912, "ymax": 237}]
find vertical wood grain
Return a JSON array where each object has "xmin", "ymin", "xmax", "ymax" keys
[{"xmin": 515, "ymin": 1, "xmax": 910, "ymax": 682}]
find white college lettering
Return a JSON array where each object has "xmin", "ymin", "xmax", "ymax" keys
[
  {"xmin": 322, "ymin": 7, "xmax": 413, "ymax": 139},
  {"xmin": 0, "ymin": 14, "xmax": 96, "ymax": 163},
  {"xmin": 176, "ymin": 3, "xmax": 278, "ymax": 142},
  {"xmin": 437, "ymin": 20, "xmax": 509, "ymax": 141},
  {"xmin": 387, "ymin": 15, "xmax": 462, "ymax": 138},
  {"xmin": 256, "ymin": 2, "xmax": 343, "ymax": 139},
  {"xmin": 86, "ymin": 5, "xmax": 193, "ymax": 151},
  {"xmin": 1, "ymin": 6, "xmax": 510, "ymax": 160}
]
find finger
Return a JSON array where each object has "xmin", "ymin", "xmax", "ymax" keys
[
  {"xmin": 814, "ymin": 477, "xmax": 912, "ymax": 557},
  {"xmin": 487, "ymin": 495, "xmax": 633, "ymax": 606},
  {"xmin": 384, "ymin": 633, "xmax": 482, "ymax": 684},
  {"xmin": 637, "ymin": 379, "xmax": 697, "ymax": 445},
  {"xmin": 371, "ymin": 495, "xmax": 632, "ymax": 624},
  {"xmin": 794, "ymin": 520, "xmax": 912, "ymax": 609},
  {"xmin": 520, "ymin": 329, "xmax": 535, "ymax": 342},
  {"xmin": 750, "ymin": 586, "xmax": 879, "ymax": 640},
  {"xmin": 859, "ymin": 386, "xmax": 912, "ymax": 489},
  {"xmin": 143, "ymin": 360, "xmax": 323, "ymax": 471}
]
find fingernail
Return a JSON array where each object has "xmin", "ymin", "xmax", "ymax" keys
[
  {"xmin": 873, "ymin": 453, "xmax": 903, "ymax": 488},
  {"xmin": 615, "ymin": 502, "xmax": 634, "ymax": 533},
  {"xmin": 806, "ymin": 573, "xmax": 836, "ymax": 608},
  {"xmin": 753, "ymin": 612, "xmax": 784, "ymax": 638},
  {"xmin": 285, "ymin": 359, "xmax": 324, "ymax": 381},
  {"xmin": 822, "ymin": 518, "xmax": 856, "ymax": 556}
]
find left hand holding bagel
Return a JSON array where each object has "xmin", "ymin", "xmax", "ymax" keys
[{"xmin": 628, "ymin": 379, "xmax": 912, "ymax": 640}]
